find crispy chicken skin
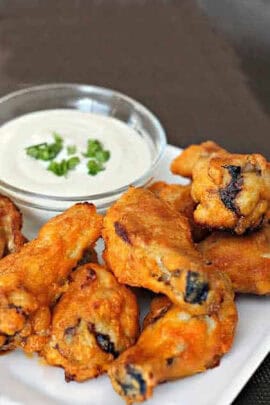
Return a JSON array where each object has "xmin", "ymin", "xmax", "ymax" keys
[
  {"xmin": 199, "ymin": 223, "xmax": 270, "ymax": 295},
  {"xmin": 42, "ymin": 263, "xmax": 139, "ymax": 382},
  {"xmin": 170, "ymin": 141, "xmax": 226, "ymax": 178},
  {"xmin": 148, "ymin": 182, "xmax": 195, "ymax": 219},
  {"xmin": 109, "ymin": 291, "xmax": 237, "ymax": 404},
  {"xmin": 103, "ymin": 187, "xmax": 234, "ymax": 316},
  {"xmin": 0, "ymin": 203, "xmax": 102, "ymax": 353},
  {"xmin": 148, "ymin": 182, "xmax": 208, "ymax": 242},
  {"xmin": 0, "ymin": 195, "xmax": 26, "ymax": 258}
]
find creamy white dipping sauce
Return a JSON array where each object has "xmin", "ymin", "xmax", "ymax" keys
[{"xmin": 0, "ymin": 109, "xmax": 153, "ymax": 197}]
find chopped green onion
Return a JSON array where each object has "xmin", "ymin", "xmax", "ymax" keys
[
  {"xmin": 95, "ymin": 149, "xmax": 110, "ymax": 163},
  {"xmin": 83, "ymin": 139, "xmax": 103, "ymax": 158},
  {"xmin": 26, "ymin": 135, "xmax": 110, "ymax": 178},
  {"xmin": 48, "ymin": 156, "xmax": 80, "ymax": 177},
  {"xmin": 67, "ymin": 145, "xmax": 77, "ymax": 155},
  {"xmin": 67, "ymin": 156, "xmax": 80, "ymax": 169},
  {"xmin": 83, "ymin": 138, "xmax": 110, "ymax": 175},
  {"xmin": 26, "ymin": 133, "xmax": 63, "ymax": 161},
  {"xmin": 87, "ymin": 159, "xmax": 104, "ymax": 176},
  {"xmin": 53, "ymin": 132, "xmax": 63, "ymax": 144}
]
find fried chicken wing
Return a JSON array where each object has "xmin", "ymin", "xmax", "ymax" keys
[
  {"xmin": 170, "ymin": 141, "xmax": 226, "ymax": 178},
  {"xmin": 0, "ymin": 195, "xmax": 26, "ymax": 258},
  {"xmin": 109, "ymin": 290, "xmax": 237, "ymax": 403},
  {"xmin": 199, "ymin": 223, "xmax": 270, "ymax": 295},
  {"xmin": 43, "ymin": 263, "xmax": 139, "ymax": 382},
  {"xmin": 0, "ymin": 203, "xmax": 102, "ymax": 353},
  {"xmin": 148, "ymin": 182, "xmax": 208, "ymax": 242},
  {"xmin": 191, "ymin": 152, "xmax": 270, "ymax": 234},
  {"xmin": 171, "ymin": 142, "xmax": 270, "ymax": 234},
  {"xmin": 103, "ymin": 187, "xmax": 234, "ymax": 316}
]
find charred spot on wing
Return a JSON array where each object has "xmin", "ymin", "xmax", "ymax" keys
[
  {"xmin": 95, "ymin": 333, "xmax": 119, "ymax": 358},
  {"xmin": 172, "ymin": 269, "xmax": 182, "ymax": 277},
  {"xmin": 0, "ymin": 334, "xmax": 14, "ymax": 352},
  {"xmin": 64, "ymin": 318, "xmax": 81, "ymax": 342},
  {"xmin": 121, "ymin": 365, "xmax": 147, "ymax": 396},
  {"xmin": 205, "ymin": 354, "xmax": 221, "ymax": 369},
  {"xmin": 114, "ymin": 221, "xmax": 132, "ymax": 245},
  {"xmin": 64, "ymin": 325, "xmax": 77, "ymax": 338},
  {"xmin": 65, "ymin": 371, "xmax": 76, "ymax": 382},
  {"xmin": 86, "ymin": 267, "xmax": 96, "ymax": 280},
  {"xmin": 87, "ymin": 322, "xmax": 118, "ymax": 357},
  {"xmin": 166, "ymin": 357, "xmax": 174, "ymax": 366},
  {"xmin": 219, "ymin": 165, "xmax": 243, "ymax": 214},
  {"xmin": 8, "ymin": 303, "xmax": 23, "ymax": 315},
  {"xmin": 156, "ymin": 274, "xmax": 170, "ymax": 285},
  {"xmin": 80, "ymin": 267, "xmax": 97, "ymax": 289},
  {"xmin": 184, "ymin": 271, "xmax": 209, "ymax": 304},
  {"xmin": 8, "ymin": 303, "xmax": 28, "ymax": 318}
]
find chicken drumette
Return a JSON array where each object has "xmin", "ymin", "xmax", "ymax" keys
[
  {"xmin": 0, "ymin": 203, "xmax": 102, "ymax": 353},
  {"xmin": 103, "ymin": 187, "xmax": 237, "ymax": 402},
  {"xmin": 199, "ymin": 221, "xmax": 270, "ymax": 295},
  {"xmin": 171, "ymin": 142, "xmax": 270, "ymax": 234},
  {"xmin": 109, "ymin": 290, "xmax": 236, "ymax": 403},
  {"xmin": 43, "ymin": 263, "xmax": 139, "ymax": 382}
]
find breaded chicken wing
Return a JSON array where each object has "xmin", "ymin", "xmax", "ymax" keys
[
  {"xmin": 199, "ymin": 223, "xmax": 270, "ymax": 295},
  {"xmin": 171, "ymin": 142, "xmax": 270, "ymax": 234},
  {"xmin": 148, "ymin": 182, "xmax": 208, "ymax": 242},
  {"xmin": 43, "ymin": 263, "xmax": 139, "ymax": 382},
  {"xmin": 191, "ymin": 152, "xmax": 270, "ymax": 234},
  {"xmin": 103, "ymin": 187, "xmax": 234, "ymax": 316},
  {"xmin": 0, "ymin": 195, "xmax": 26, "ymax": 258},
  {"xmin": 171, "ymin": 141, "xmax": 226, "ymax": 178},
  {"xmin": 109, "ymin": 291, "xmax": 237, "ymax": 403},
  {"xmin": 0, "ymin": 203, "xmax": 102, "ymax": 353}
]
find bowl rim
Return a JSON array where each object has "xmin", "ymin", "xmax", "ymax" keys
[{"xmin": 0, "ymin": 83, "xmax": 167, "ymax": 203}]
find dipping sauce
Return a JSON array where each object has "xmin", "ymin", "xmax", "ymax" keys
[{"xmin": 0, "ymin": 109, "xmax": 153, "ymax": 197}]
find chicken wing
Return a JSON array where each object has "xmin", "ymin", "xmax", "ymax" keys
[
  {"xmin": 109, "ymin": 290, "xmax": 237, "ymax": 403},
  {"xmin": 103, "ymin": 187, "xmax": 234, "ymax": 316},
  {"xmin": 0, "ymin": 203, "xmax": 103, "ymax": 353},
  {"xmin": 191, "ymin": 152, "xmax": 270, "ymax": 234},
  {"xmin": 0, "ymin": 195, "xmax": 26, "ymax": 258},
  {"xmin": 148, "ymin": 182, "xmax": 208, "ymax": 242},
  {"xmin": 171, "ymin": 142, "xmax": 270, "ymax": 234},
  {"xmin": 42, "ymin": 263, "xmax": 139, "ymax": 382},
  {"xmin": 170, "ymin": 140, "xmax": 226, "ymax": 178},
  {"xmin": 199, "ymin": 222, "xmax": 270, "ymax": 295}
]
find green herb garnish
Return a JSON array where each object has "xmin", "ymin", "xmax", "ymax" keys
[
  {"xmin": 83, "ymin": 139, "xmax": 103, "ymax": 158},
  {"xmin": 87, "ymin": 159, "xmax": 105, "ymax": 176},
  {"xmin": 67, "ymin": 145, "xmax": 77, "ymax": 155},
  {"xmin": 67, "ymin": 156, "xmax": 80, "ymax": 169},
  {"xmin": 26, "ymin": 135, "xmax": 110, "ymax": 177},
  {"xmin": 48, "ymin": 156, "xmax": 80, "ymax": 177},
  {"xmin": 26, "ymin": 133, "xmax": 63, "ymax": 161},
  {"xmin": 83, "ymin": 139, "xmax": 110, "ymax": 176},
  {"xmin": 95, "ymin": 149, "xmax": 110, "ymax": 163}
]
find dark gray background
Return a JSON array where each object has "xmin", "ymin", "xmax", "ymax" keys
[{"xmin": 0, "ymin": 1, "xmax": 269, "ymax": 403}]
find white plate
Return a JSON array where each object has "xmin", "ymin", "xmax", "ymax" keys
[{"xmin": 0, "ymin": 144, "xmax": 269, "ymax": 405}]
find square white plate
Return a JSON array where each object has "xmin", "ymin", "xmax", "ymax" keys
[{"xmin": 0, "ymin": 144, "xmax": 269, "ymax": 405}]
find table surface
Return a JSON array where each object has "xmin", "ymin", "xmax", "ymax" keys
[{"xmin": 0, "ymin": 1, "xmax": 269, "ymax": 404}]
